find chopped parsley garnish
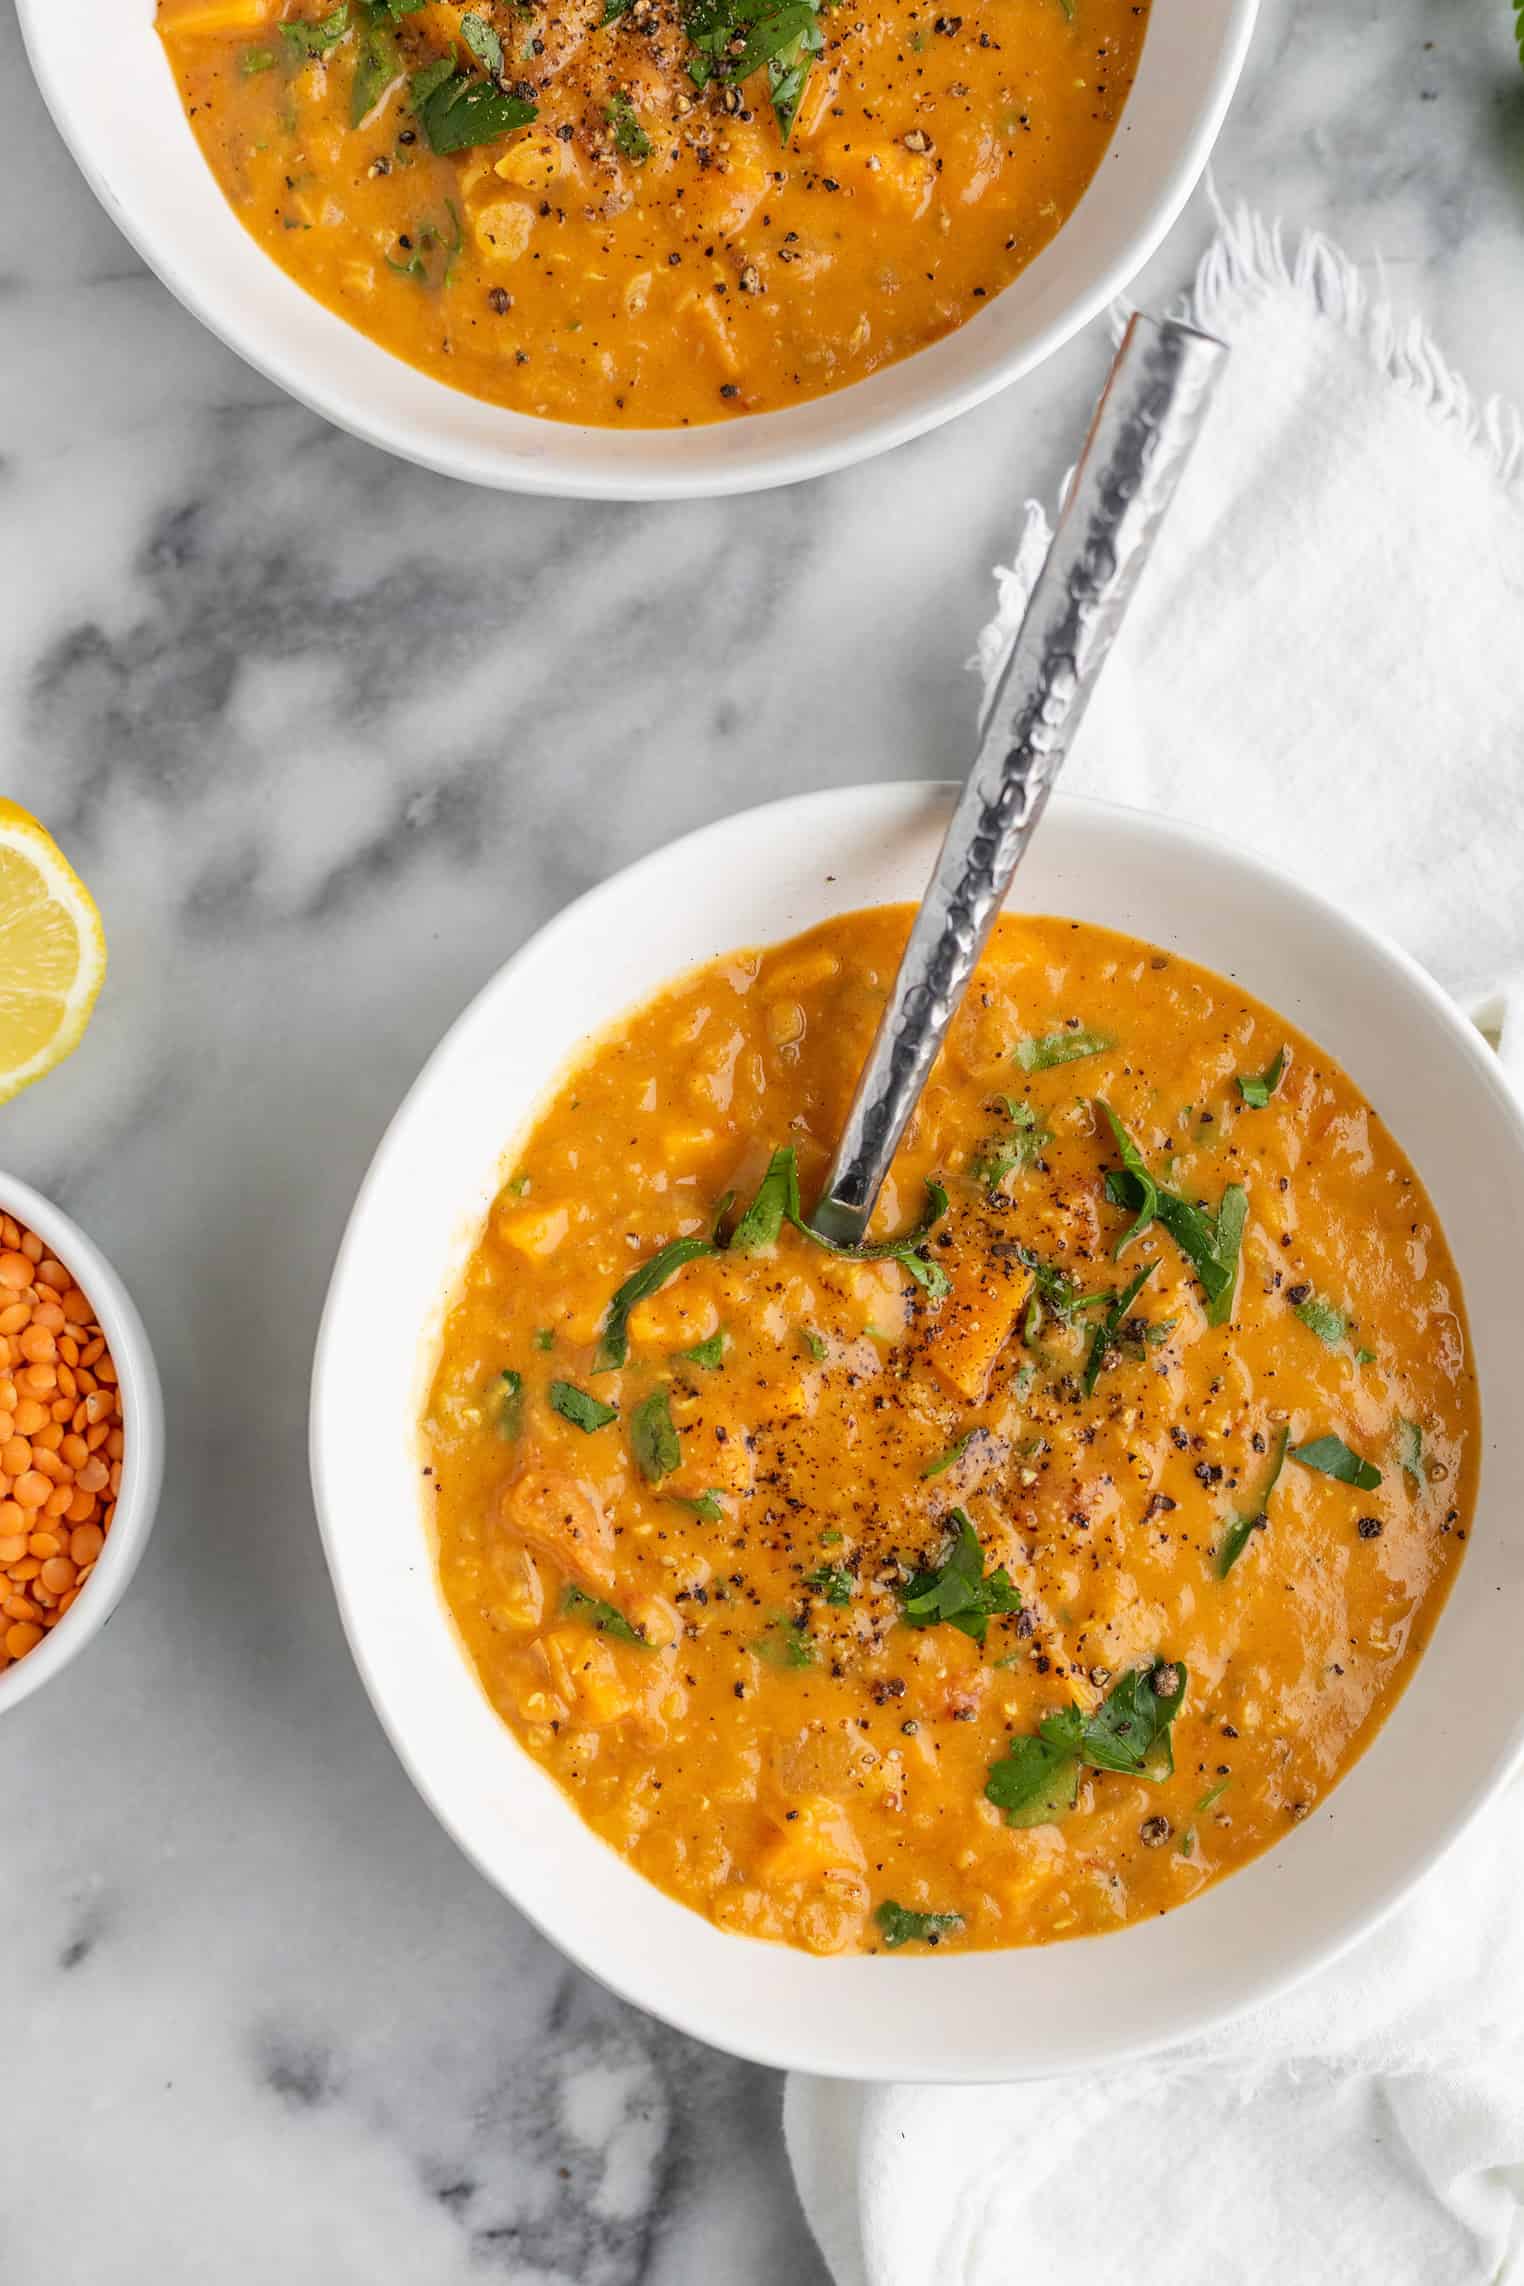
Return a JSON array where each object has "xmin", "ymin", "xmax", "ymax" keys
[
  {"xmin": 1014, "ymin": 1026, "xmax": 1115, "ymax": 1072},
  {"xmin": 874, "ymin": 1900, "xmax": 963, "ymax": 1949},
  {"xmin": 806, "ymin": 1564, "xmax": 854, "ymax": 1605},
  {"xmin": 241, "ymin": 46, "xmax": 278, "ymax": 72},
  {"xmin": 1291, "ymin": 1434, "xmax": 1382, "ymax": 1490},
  {"xmin": 1294, "ymin": 1295, "xmax": 1347, "ymax": 1346},
  {"xmin": 384, "ymin": 200, "xmax": 463, "ymax": 285},
  {"xmin": 593, "ymin": 1229, "xmax": 717, "ymax": 1372},
  {"xmin": 676, "ymin": 1330, "xmax": 726, "ymax": 1369},
  {"xmin": 605, "ymin": 91, "xmax": 652, "ymax": 160},
  {"xmin": 729, "ymin": 1144, "xmax": 950, "ymax": 1298},
  {"xmin": 898, "ymin": 1511, "xmax": 1020, "ymax": 1645},
  {"xmin": 683, "ymin": 0, "xmax": 824, "ymax": 144},
  {"xmin": 1015, "ymin": 1247, "xmax": 1105, "ymax": 1332},
  {"xmin": 669, "ymin": 1489, "xmax": 724, "ymax": 1521},
  {"xmin": 548, "ymin": 1379, "xmax": 618, "ymax": 1433},
  {"xmin": 969, "ymin": 1098, "xmax": 1049, "ymax": 1194},
  {"xmin": 459, "ymin": 8, "xmax": 505, "ymax": 73},
  {"xmin": 800, "ymin": 1326, "xmax": 828, "ymax": 1362},
  {"xmin": 533, "ymin": 1327, "xmax": 555, "ymax": 1351},
  {"xmin": 756, "ymin": 1615, "xmax": 815, "ymax": 1668},
  {"xmin": 1096, "ymin": 1101, "xmax": 1158, "ymax": 1257},
  {"xmin": 280, "ymin": 4, "xmax": 351, "ymax": 59},
  {"xmin": 1216, "ymin": 1423, "xmax": 1290, "ymax": 1577},
  {"xmin": 728, "ymin": 1146, "xmax": 796, "ymax": 1252},
  {"xmin": 922, "ymin": 1427, "xmax": 978, "ymax": 1478},
  {"xmin": 562, "ymin": 1584, "xmax": 649, "ymax": 1646},
  {"xmin": 630, "ymin": 1388, "xmax": 681, "ymax": 1482},
  {"xmin": 1081, "ymin": 1261, "xmax": 1157, "ymax": 1397},
  {"xmin": 985, "ymin": 1658, "xmax": 1186, "ymax": 1828},
  {"xmin": 1237, "ymin": 1046, "xmax": 1288, "ymax": 1109},
  {"xmin": 410, "ymin": 57, "xmax": 537, "ymax": 152},
  {"xmin": 1103, "ymin": 1137, "xmax": 1247, "ymax": 1327},
  {"xmin": 495, "ymin": 1367, "xmax": 523, "ymax": 1439},
  {"xmin": 1396, "ymin": 1418, "xmax": 1424, "ymax": 1483}
]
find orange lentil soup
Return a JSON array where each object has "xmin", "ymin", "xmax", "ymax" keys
[
  {"xmin": 422, "ymin": 908, "xmax": 1476, "ymax": 1955},
  {"xmin": 156, "ymin": 0, "xmax": 1147, "ymax": 427}
]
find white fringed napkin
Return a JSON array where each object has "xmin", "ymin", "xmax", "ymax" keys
[{"xmin": 786, "ymin": 208, "xmax": 1524, "ymax": 2286}]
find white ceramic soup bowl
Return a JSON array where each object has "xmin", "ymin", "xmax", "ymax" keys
[
  {"xmin": 0, "ymin": 1171, "xmax": 164, "ymax": 1718},
  {"xmin": 311, "ymin": 786, "xmax": 1524, "ymax": 2078},
  {"xmin": 18, "ymin": 0, "xmax": 1256, "ymax": 499}
]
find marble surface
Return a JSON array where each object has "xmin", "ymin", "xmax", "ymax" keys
[{"xmin": 4, "ymin": 0, "xmax": 1523, "ymax": 2278}]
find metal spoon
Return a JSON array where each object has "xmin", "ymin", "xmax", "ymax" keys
[{"xmin": 810, "ymin": 312, "xmax": 1227, "ymax": 1247}]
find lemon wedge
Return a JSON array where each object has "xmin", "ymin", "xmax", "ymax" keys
[{"xmin": 0, "ymin": 801, "xmax": 107, "ymax": 1105}]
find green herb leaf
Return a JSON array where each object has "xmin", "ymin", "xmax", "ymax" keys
[
  {"xmin": 922, "ymin": 1427, "xmax": 978, "ymax": 1478},
  {"xmin": 730, "ymin": 1146, "xmax": 800, "ymax": 1252},
  {"xmin": 1014, "ymin": 1026, "xmax": 1115, "ymax": 1073},
  {"xmin": 969, "ymin": 1099, "xmax": 1050, "ymax": 1194},
  {"xmin": 601, "ymin": 0, "xmax": 634, "ymax": 20},
  {"xmin": 1081, "ymin": 1262, "xmax": 1157, "ymax": 1398},
  {"xmin": 562, "ymin": 1583, "xmax": 649, "ymax": 1646},
  {"xmin": 756, "ymin": 1615, "xmax": 815, "ymax": 1668},
  {"xmin": 460, "ymin": 9, "xmax": 505, "ymax": 73},
  {"xmin": 1070, "ymin": 1658, "xmax": 1186, "ymax": 1777},
  {"xmin": 1205, "ymin": 1186, "xmax": 1247, "ymax": 1327},
  {"xmin": 1096, "ymin": 1102, "xmax": 1158, "ymax": 1258},
  {"xmin": 593, "ymin": 1232, "xmax": 715, "ymax": 1372},
  {"xmin": 874, "ymin": 1900, "xmax": 964, "ymax": 1949},
  {"xmin": 683, "ymin": 0, "xmax": 824, "ymax": 142},
  {"xmin": 1294, "ymin": 1295, "xmax": 1347, "ymax": 1346},
  {"xmin": 1397, "ymin": 1418, "xmax": 1424, "ymax": 1483},
  {"xmin": 669, "ymin": 1489, "xmax": 724, "ymax": 1521},
  {"xmin": 800, "ymin": 1326, "xmax": 828, "ymax": 1362},
  {"xmin": 985, "ymin": 1658, "xmax": 1186, "ymax": 1827},
  {"xmin": 280, "ymin": 4, "xmax": 351, "ymax": 58},
  {"xmin": 676, "ymin": 1330, "xmax": 726, "ymax": 1370},
  {"xmin": 1103, "ymin": 1166, "xmax": 1245, "ymax": 1326},
  {"xmin": 1015, "ymin": 1247, "xmax": 1106, "ymax": 1330},
  {"xmin": 532, "ymin": 1327, "xmax": 555, "ymax": 1352},
  {"xmin": 1216, "ymin": 1422, "xmax": 1290, "ymax": 1577},
  {"xmin": 496, "ymin": 1367, "xmax": 523, "ymax": 1439},
  {"xmin": 983, "ymin": 1733, "xmax": 1080, "ymax": 1826},
  {"xmin": 766, "ymin": 14, "xmax": 823, "ymax": 141},
  {"xmin": 605, "ymin": 90, "xmax": 652, "ymax": 159},
  {"xmin": 1237, "ymin": 1046, "xmax": 1288, "ymax": 1109},
  {"xmin": 351, "ymin": 0, "xmax": 402, "ymax": 120},
  {"xmin": 548, "ymin": 1379, "xmax": 618, "ymax": 1433},
  {"xmin": 1291, "ymin": 1434, "xmax": 1383, "ymax": 1491},
  {"xmin": 630, "ymin": 1388, "xmax": 681, "ymax": 1483},
  {"xmin": 241, "ymin": 46, "xmax": 278, "ymax": 72},
  {"xmin": 806, "ymin": 1564, "xmax": 854, "ymax": 1605},
  {"xmin": 731, "ymin": 1145, "xmax": 951, "ymax": 1298},
  {"xmin": 384, "ymin": 199, "xmax": 464, "ymax": 284},
  {"xmin": 899, "ymin": 1511, "xmax": 1021, "ymax": 1646},
  {"xmin": 411, "ymin": 60, "xmax": 536, "ymax": 151}
]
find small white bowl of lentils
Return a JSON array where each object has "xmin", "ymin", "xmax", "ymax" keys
[{"xmin": 0, "ymin": 1171, "xmax": 162, "ymax": 1713}]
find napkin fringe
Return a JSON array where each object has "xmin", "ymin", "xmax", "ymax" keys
[{"xmin": 1182, "ymin": 205, "xmax": 1524, "ymax": 494}]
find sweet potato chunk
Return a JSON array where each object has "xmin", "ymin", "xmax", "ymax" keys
[
  {"xmin": 929, "ymin": 1249, "xmax": 1033, "ymax": 1403},
  {"xmin": 500, "ymin": 1470, "xmax": 614, "ymax": 1589}
]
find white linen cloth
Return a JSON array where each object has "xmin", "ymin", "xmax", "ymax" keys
[{"xmin": 785, "ymin": 208, "xmax": 1524, "ymax": 2286}]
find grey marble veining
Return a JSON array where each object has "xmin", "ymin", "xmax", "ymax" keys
[{"xmin": 3, "ymin": 1, "xmax": 1523, "ymax": 2278}]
